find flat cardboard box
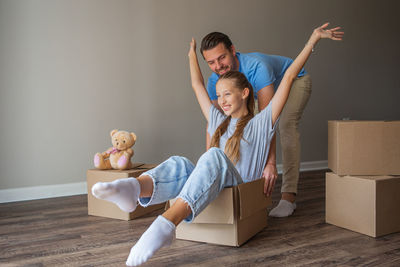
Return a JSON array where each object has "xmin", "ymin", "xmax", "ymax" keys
[
  {"xmin": 326, "ymin": 172, "xmax": 400, "ymax": 237},
  {"xmin": 87, "ymin": 163, "xmax": 165, "ymax": 220},
  {"xmin": 169, "ymin": 178, "xmax": 271, "ymax": 246},
  {"xmin": 328, "ymin": 120, "xmax": 400, "ymax": 175}
]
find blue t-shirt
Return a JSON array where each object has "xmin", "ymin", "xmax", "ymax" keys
[
  {"xmin": 207, "ymin": 102, "xmax": 279, "ymax": 182},
  {"xmin": 207, "ymin": 52, "xmax": 306, "ymax": 100}
]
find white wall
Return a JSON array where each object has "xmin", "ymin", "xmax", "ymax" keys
[{"xmin": 0, "ymin": 0, "xmax": 399, "ymax": 199}]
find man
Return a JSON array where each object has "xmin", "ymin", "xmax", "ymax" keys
[{"xmin": 200, "ymin": 32, "xmax": 312, "ymax": 217}]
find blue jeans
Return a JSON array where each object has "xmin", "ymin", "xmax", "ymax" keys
[{"xmin": 138, "ymin": 147, "xmax": 244, "ymax": 222}]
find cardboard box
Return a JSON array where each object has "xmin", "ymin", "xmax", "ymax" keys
[
  {"xmin": 326, "ymin": 172, "xmax": 400, "ymax": 237},
  {"xmin": 328, "ymin": 120, "xmax": 400, "ymax": 175},
  {"xmin": 169, "ymin": 178, "xmax": 271, "ymax": 246},
  {"xmin": 87, "ymin": 163, "xmax": 165, "ymax": 220}
]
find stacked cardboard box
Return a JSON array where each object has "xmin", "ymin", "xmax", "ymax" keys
[
  {"xmin": 326, "ymin": 121, "xmax": 400, "ymax": 237},
  {"xmin": 87, "ymin": 163, "xmax": 165, "ymax": 220}
]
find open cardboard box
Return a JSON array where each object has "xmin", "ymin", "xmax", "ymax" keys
[
  {"xmin": 328, "ymin": 120, "xmax": 400, "ymax": 175},
  {"xmin": 326, "ymin": 172, "xmax": 400, "ymax": 237},
  {"xmin": 170, "ymin": 178, "xmax": 271, "ymax": 246},
  {"xmin": 87, "ymin": 163, "xmax": 165, "ymax": 220}
]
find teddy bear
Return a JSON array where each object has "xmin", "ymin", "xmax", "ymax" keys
[{"xmin": 94, "ymin": 129, "xmax": 137, "ymax": 170}]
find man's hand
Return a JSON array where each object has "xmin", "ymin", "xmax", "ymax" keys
[
  {"xmin": 308, "ymin": 23, "xmax": 344, "ymax": 47},
  {"xmin": 313, "ymin": 22, "xmax": 344, "ymax": 40},
  {"xmin": 263, "ymin": 163, "xmax": 278, "ymax": 197}
]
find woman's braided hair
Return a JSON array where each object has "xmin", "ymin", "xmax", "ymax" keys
[{"xmin": 210, "ymin": 71, "xmax": 255, "ymax": 164}]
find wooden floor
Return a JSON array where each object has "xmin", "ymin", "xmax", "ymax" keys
[{"xmin": 1, "ymin": 170, "xmax": 400, "ymax": 267}]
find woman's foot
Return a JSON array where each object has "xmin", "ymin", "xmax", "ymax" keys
[
  {"xmin": 91, "ymin": 178, "xmax": 140, "ymax": 212},
  {"xmin": 126, "ymin": 215, "xmax": 175, "ymax": 266}
]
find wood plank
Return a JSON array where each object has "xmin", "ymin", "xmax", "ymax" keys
[{"xmin": 0, "ymin": 170, "xmax": 399, "ymax": 266}]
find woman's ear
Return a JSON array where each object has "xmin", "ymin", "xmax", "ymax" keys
[{"xmin": 242, "ymin": 87, "xmax": 250, "ymax": 99}]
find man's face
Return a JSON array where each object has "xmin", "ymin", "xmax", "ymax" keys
[{"xmin": 203, "ymin": 43, "xmax": 237, "ymax": 76}]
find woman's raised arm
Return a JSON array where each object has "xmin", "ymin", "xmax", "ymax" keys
[
  {"xmin": 271, "ymin": 23, "xmax": 344, "ymax": 125},
  {"xmin": 188, "ymin": 38, "xmax": 212, "ymax": 121}
]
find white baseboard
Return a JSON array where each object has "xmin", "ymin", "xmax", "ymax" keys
[
  {"xmin": 276, "ymin": 160, "xmax": 328, "ymax": 174},
  {"xmin": 0, "ymin": 160, "xmax": 328, "ymax": 204},
  {"xmin": 0, "ymin": 182, "xmax": 87, "ymax": 204},
  {"xmin": 299, "ymin": 160, "xmax": 328, "ymax": 172}
]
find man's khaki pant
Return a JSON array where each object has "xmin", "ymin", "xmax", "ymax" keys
[{"xmin": 278, "ymin": 74, "xmax": 312, "ymax": 193}]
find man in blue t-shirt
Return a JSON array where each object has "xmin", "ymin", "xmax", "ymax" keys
[{"xmin": 200, "ymin": 32, "xmax": 312, "ymax": 217}]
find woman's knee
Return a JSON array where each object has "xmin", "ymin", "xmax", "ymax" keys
[
  {"xmin": 197, "ymin": 147, "xmax": 231, "ymax": 172},
  {"xmin": 206, "ymin": 147, "xmax": 224, "ymax": 156},
  {"xmin": 200, "ymin": 147, "xmax": 226, "ymax": 161},
  {"xmin": 167, "ymin": 156, "xmax": 192, "ymax": 165},
  {"xmin": 166, "ymin": 155, "xmax": 181, "ymax": 162},
  {"xmin": 160, "ymin": 156, "xmax": 195, "ymax": 175}
]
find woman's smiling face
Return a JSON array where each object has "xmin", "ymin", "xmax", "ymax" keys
[{"xmin": 216, "ymin": 79, "xmax": 249, "ymax": 118}]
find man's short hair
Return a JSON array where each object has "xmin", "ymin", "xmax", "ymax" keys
[{"xmin": 200, "ymin": 32, "xmax": 233, "ymax": 57}]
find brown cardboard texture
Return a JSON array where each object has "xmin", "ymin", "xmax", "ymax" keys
[
  {"xmin": 326, "ymin": 172, "xmax": 400, "ymax": 237},
  {"xmin": 87, "ymin": 164, "xmax": 164, "ymax": 220},
  {"xmin": 328, "ymin": 120, "xmax": 400, "ymax": 175},
  {"xmin": 169, "ymin": 178, "xmax": 271, "ymax": 246}
]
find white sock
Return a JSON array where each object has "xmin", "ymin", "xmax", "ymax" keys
[
  {"xmin": 91, "ymin": 178, "xmax": 140, "ymax": 212},
  {"xmin": 126, "ymin": 215, "xmax": 175, "ymax": 266},
  {"xmin": 269, "ymin": 199, "xmax": 296, "ymax": 217}
]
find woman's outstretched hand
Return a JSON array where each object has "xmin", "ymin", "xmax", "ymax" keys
[
  {"xmin": 188, "ymin": 38, "xmax": 197, "ymax": 57},
  {"xmin": 188, "ymin": 37, "xmax": 211, "ymax": 121}
]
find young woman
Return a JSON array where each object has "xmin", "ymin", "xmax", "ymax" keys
[{"xmin": 91, "ymin": 23, "xmax": 343, "ymax": 266}]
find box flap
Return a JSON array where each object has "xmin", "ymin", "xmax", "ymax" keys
[
  {"xmin": 238, "ymin": 178, "xmax": 271, "ymax": 220},
  {"xmin": 237, "ymin": 209, "xmax": 268, "ymax": 246},
  {"xmin": 170, "ymin": 187, "xmax": 234, "ymax": 224}
]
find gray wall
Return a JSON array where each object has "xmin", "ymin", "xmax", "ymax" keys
[{"xmin": 1, "ymin": 0, "xmax": 399, "ymax": 190}]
